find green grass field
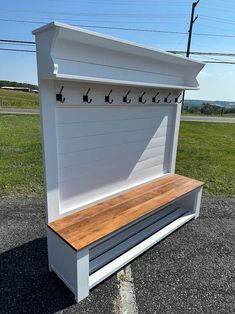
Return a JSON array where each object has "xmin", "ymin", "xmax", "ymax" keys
[
  {"xmin": 0, "ymin": 114, "xmax": 43, "ymax": 196},
  {"xmin": 0, "ymin": 114, "xmax": 234, "ymax": 197},
  {"xmin": 176, "ymin": 122, "xmax": 235, "ymax": 195},
  {"xmin": 0, "ymin": 90, "xmax": 39, "ymax": 109}
]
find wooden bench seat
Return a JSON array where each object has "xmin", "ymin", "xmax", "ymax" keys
[{"xmin": 48, "ymin": 174, "xmax": 203, "ymax": 251}]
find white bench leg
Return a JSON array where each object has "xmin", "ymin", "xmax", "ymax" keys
[
  {"xmin": 75, "ymin": 248, "xmax": 90, "ymax": 303},
  {"xmin": 193, "ymin": 186, "xmax": 203, "ymax": 219}
]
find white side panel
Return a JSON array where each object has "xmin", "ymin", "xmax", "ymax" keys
[
  {"xmin": 55, "ymin": 104, "xmax": 175, "ymax": 214},
  {"xmin": 47, "ymin": 228, "xmax": 77, "ymax": 292}
]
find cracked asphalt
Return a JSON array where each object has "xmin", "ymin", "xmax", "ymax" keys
[{"xmin": 0, "ymin": 196, "xmax": 234, "ymax": 314}]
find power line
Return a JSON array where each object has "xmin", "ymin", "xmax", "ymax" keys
[
  {"xmin": 170, "ymin": 51, "xmax": 235, "ymax": 56},
  {"xmin": 0, "ymin": 18, "xmax": 188, "ymax": 25},
  {"xmin": 0, "ymin": 8, "xmax": 188, "ymax": 18},
  {"xmin": 49, "ymin": 0, "xmax": 190, "ymax": 5},
  {"xmin": 203, "ymin": 61, "xmax": 235, "ymax": 64},
  {"xmin": 0, "ymin": 48, "xmax": 35, "ymax": 53},
  {"xmin": 201, "ymin": 15, "xmax": 235, "ymax": 24},
  {"xmin": 0, "ymin": 39, "xmax": 35, "ymax": 44},
  {"xmin": 11, "ymin": 18, "xmax": 235, "ymax": 38},
  {"xmin": 0, "ymin": 18, "xmax": 189, "ymax": 34},
  {"xmin": 2, "ymin": 18, "xmax": 235, "ymax": 38},
  {"xmin": 1, "ymin": 39, "xmax": 235, "ymax": 58}
]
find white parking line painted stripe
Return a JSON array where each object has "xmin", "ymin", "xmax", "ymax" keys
[{"xmin": 117, "ymin": 265, "xmax": 138, "ymax": 314}]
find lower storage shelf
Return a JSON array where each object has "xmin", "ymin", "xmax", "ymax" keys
[
  {"xmin": 89, "ymin": 203, "xmax": 188, "ymax": 274},
  {"xmin": 89, "ymin": 211, "xmax": 195, "ymax": 288}
]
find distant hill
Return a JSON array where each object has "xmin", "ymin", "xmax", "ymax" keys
[
  {"xmin": 0, "ymin": 80, "xmax": 38, "ymax": 90},
  {"xmin": 185, "ymin": 99, "xmax": 235, "ymax": 108}
]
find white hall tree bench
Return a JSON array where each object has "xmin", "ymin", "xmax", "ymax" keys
[{"xmin": 33, "ymin": 21, "xmax": 205, "ymax": 302}]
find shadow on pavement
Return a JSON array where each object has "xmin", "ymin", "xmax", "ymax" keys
[{"xmin": 1, "ymin": 237, "xmax": 77, "ymax": 313}]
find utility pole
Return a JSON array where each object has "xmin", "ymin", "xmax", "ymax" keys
[
  {"xmin": 186, "ymin": 0, "xmax": 199, "ymax": 57},
  {"xmin": 182, "ymin": 0, "xmax": 200, "ymax": 111}
]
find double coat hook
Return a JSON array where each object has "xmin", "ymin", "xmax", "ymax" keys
[
  {"xmin": 175, "ymin": 93, "xmax": 182, "ymax": 104},
  {"xmin": 56, "ymin": 86, "xmax": 65, "ymax": 103},
  {"xmin": 164, "ymin": 92, "xmax": 172, "ymax": 103},
  {"xmin": 105, "ymin": 89, "xmax": 113, "ymax": 104},
  {"xmin": 139, "ymin": 91, "xmax": 146, "ymax": 104},
  {"xmin": 123, "ymin": 90, "xmax": 131, "ymax": 104},
  {"xmin": 83, "ymin": 88, "xmax": 92, "ymax": 103},
  {"xmin": 152, "ymin": 92, "xmax": 160, "ymax": 103}
]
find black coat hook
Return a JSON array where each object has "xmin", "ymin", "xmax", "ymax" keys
[
  {"xmin": 105, "ymin": 89, "xmax": 113, "ymax": 104},
  {"xmin": 152, "ymin": 92, "xmax": 160, "ymax": 103},
  {"xmin": 175, "ymin": 93, "xmax": 182, "ymax": 104},
  {"xmin": 123, "ymin": 90, "xmax": 131, "ymax": 104},
  {"xmin": 56, "ymin": 86, "xmax": 65, "ymax": 103},
  {"xmin": 139, "ymin": 91, "xmax": 146, "ymax": 104},
  {"xmin": 164, "ymin": 92, "xmax": 172, "ymax": 103},
  {"xmin": 83, "ymin": 88, "xmax": 92, "ymax": 103}
]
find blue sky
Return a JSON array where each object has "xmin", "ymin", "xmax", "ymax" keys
[{"xmin": 1, "ymin": 0, "xmax": 235, "ymax": 101}]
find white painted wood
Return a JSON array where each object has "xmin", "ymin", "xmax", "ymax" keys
[
  {"xmin": 89, "ymin": 212, "xmax": 195, "ymax": 289},
  {"xmin": 89, "ymin": 204, "xmax": 178, "ymax": 261},
  {"xmin": 53, "ymin": 82, "xmax": 180, "ymax": 108},
  {"xmin": 89, "ymin": 188, "xmax": 202, "ymax": 263},
  {"xmin": 194, "ymin": 187, "xmax": 203, "ymax": 219},
  {"xmin": 55, "ymin": 74, "xmax": 201, "ymax": 90},
  {"xmin": 169, "ymin": 100, "xmax": 183, "ymax": 173},
  {"xmin": 75, "ymin": 249, "xmax": 90, "ymax": 302},
  {"xmin": 33, "ymin": 22, "xmax": 204, "ymax": 89},
  {"xmin": 176, "ymin": 187, "xmax": 203, "ymax": 219},
  {"xmin": 37, "ymin": 80, "xmax": 60, "ymax": 223},
  {"xmin": 47, "ymin": 228, "xmax": 89, "ymax": 301},
  {"xmin": 55, "ymin": 104, "xmax": 173, "ymax": 124},
  {"xmin": 90, "ymin": 207, "xmax": 186, "ymax": 273},
  {"xmin": 55, "ymin": 105, "xmax": 174, "ymax": 214},
  {"xmin": 33, "ymin": 21, "xmax": 204, "ymax": 303},
  {"xmin": 57, "ymin": 125, "xmax": 171, "ymax": 154},
  {"xmin": 47, "ymin": 228, "xmax": 78, "ymax": 292}
]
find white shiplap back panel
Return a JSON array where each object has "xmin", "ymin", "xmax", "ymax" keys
[{"xmin": 55, "ymin": 105, "xmax": 175, "ymax": 214}]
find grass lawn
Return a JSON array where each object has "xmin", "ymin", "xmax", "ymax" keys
[
  {"xmin": 0, "ymin": 114, "xmax": 43, "ymax": 196},
  {"xmin": 176, "ymin": 122, "xmax": 235, "ymax": 196},
  {"xmin": 0, "ymin": 90, "xmax": 39, "ymax": 109},
  {"xmin": 0, "ymin": 114, "xmax": 234, "ymax": 197}
]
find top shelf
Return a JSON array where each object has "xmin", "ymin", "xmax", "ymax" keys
[{"xmin": 33, "ymin": 21, "xmax": 205, "ymax": 90}]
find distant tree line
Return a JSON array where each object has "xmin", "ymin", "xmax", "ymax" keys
[
  {"xmin": 0, "ymin": 80, "xmax": 38, "ymax": 90},
  {"xmin": 184, "ymin": 103, "xmax": 235, "ymax": 115}
]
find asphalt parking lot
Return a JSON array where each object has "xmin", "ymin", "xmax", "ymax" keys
[
  {"xmin": 132, "ymin": 196, "xmax": 235, "ymax": 314},
  {"xmin": 0, "ymin": 196, "xmax": 234, "ymax": 314}
]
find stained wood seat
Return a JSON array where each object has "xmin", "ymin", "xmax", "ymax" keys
[{"xmin": 48, "ymin": 174, "xmax": 203, "ymax": 251}]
